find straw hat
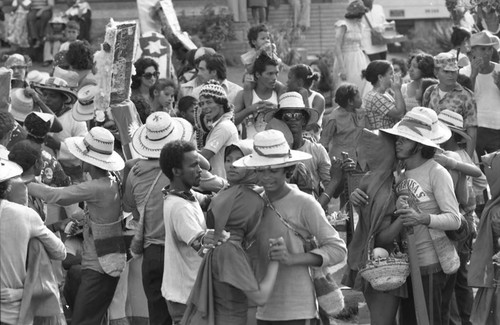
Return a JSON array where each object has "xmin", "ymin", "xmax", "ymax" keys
[
  {"xmin": 66, "ymin": 127, "xmax": 125, "ymax": 171},
  {"xmin": 380, "ymin": 110, "xmax": 441, "ymax": 149},
  {"xmin": 434, "ymin": 52, "xmax": 459, "ymax": 72},
  {"xmin": 0, "ymin": 158, "xmax": 23, "ymax": 183},
  {"xmin": 10, "ymin": 88, "xmax": 34, "ymax": 122},
  {"xmin": 264, "ymin": 91, "xmax": 319, "ymax": 125},
  {"xmin": 5, "ymin": 54, "xmax": 30, "ymax": 69},
  {"xmin": 72, "ymin": 83, "xmax": 99, "ymax": 121},
  {"xmin": 26, "ymin": 70, "xmax": 50, "ymax": 85},
  {"xmin": 437, "ymin": 109, "xmax": 471, "ymax": 142},
  {"xmin": 470, "ymin": 31, "xmax": 496, "ymax": 47},
  {"xmin": 32, "ymin": 77, "xmax": 77, "ymax": 105},
  {"xmin": 410, "ymin": 107, "xmax": 451, "ymax": 144},
  {"xmin": 233, "ymin": 129, "xmax": 312, "ymax": 169},
  {"xmin": 132, "ymin": 112, "xmax": 194, "ymax": 159}
]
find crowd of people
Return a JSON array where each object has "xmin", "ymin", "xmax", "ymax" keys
[{"xmin": 1, "ymin": 0, "xmax": 500, "ymax": 325}]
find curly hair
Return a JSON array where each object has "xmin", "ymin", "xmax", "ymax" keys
[
  {"xmin": 151, "ymin": 78, "xmax": 178, "ymax": 98},
  {"xmin": 131, "ymin": 57, "xmax": 159, "ymax": 90},
  {"xmin": 24, "ymin": 112, "xmax": 51, "ymax": 143},
  {"xmin": 247, "ymin": 24, "xmax": 269, "ymax": 48},
  {"xmin": 253, "ymin": 52, "xmax": 280, "ymax": 79},
  {"xmin": 160, "ymin": 140, "xmax": 197, "ymax": 181},
  {"xmin": 408, "ymin": 52, "xmax": 435, "ymax": 79},
  {"xmin": 8, "ymin": 140, "xmax": 41, "ymax": 172},
  {"xmin": 290, "ymin": 64, "xmax": 320, "ymax": 89},
  {"xmin": 391, "ymin": 58, "xmax": 408, "ymax": 77},
  {"xmin": 66, "ymin": 40, "xmax": 93, "ymax": 70},
  {"xmin": 362, "ymin": 60, "xmax": 392, "ymax": 86},
  {"xmin": 334, "ymin": 83, "xmax": 359, "ymax": 108},
  {"xmin": 0, "ymin": 112, "xmax": 15, "ymax": 141}
]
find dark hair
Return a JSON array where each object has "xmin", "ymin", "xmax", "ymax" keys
[
  {"xmin": 253, "ymin": 53, "xmax": 279, "ymax": 79},
  {"xmin": 420, "ymin": 78, "xmax": 439, "ymax": 97},
  {"xmin": 186, "ymin": 49, "xmax": 197, "ymax": 67},
  {"xmin": 247, "ymin": 24, "xmax": 269, "ymax": 48},
  {"xmin": 177, "ymin": 96, "xmax": 198, "ymax": 113},
  {"xmin": 66, "ymin": 40, "xmax": 93, "ymax": 70},
  {"xmin": 160, "ymin": 140, "xmax": 197, "ymax": 181},
  {"xmin": 8, "ymin": 140, "xmax": 41, "ymax": 172},
  {"xmin": 151, "ymin": 78, "xmax": 177, "ymax": 98},
  {"xmin": 421, "ymin": 145, "xmax": 437, "ymax": 159},
  {"xmin": 198, "ymin": 53, "xmax": 227, "ymax": 80},
  {"xmin": 131, "ymin": 57, "xmax": 159, "ymax": 90},
  {"xmin": 335, "ymin": 83, "xmax": 359, "ymax": 107},
  {"xmin": 274, "ymin": 109, "xmax": 311, "ymax": 124},
  {"xmin": 290, "ymin": 64, "xmax": 320, "ymax": 89},
  {"xmin": 0, "ymin": 180, "xmax": 10, "ymax": 200},
  {"xmin": 24, "ymin": 113, "xmax": 51, "ymax": 143},
  {"xmin": 224, "ymin": 144, "xmax": 244, "ymax": 160},
  {"xmin": 345, "ymin": 12, "xmax": 365, "ymax": 19},
  {"xmin": 0, "ymin": 112, "xmax": 15, "ymax": 141},
  {"xmin": 53, "ymin": 50, "xmax": 70, "ymax": 70},
  {"xmin": 391, "ymin": 58, "xmax": 408, "ymax": 77},
  {"xmin": 66, "ymin": 20, "xmax": 80, "ymax": 31},
  {"xmin": 309, "ymin": 59, "xmax": 333, "ymax": 93},
  {"xmin": 362, "ymin": 60, "xmax": 392, "ymax": 86},
  {"xmin": 457, "ymin": 73, "xmax": 473, "ymax": 91},
  {"xmin": 450, "ymin": 26, "xmax": 472, "ymax": 48},
  {"xmin": 408, "ymin": 52, "xmax": 435, "ymax": 78}
]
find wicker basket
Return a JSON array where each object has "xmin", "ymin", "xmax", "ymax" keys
[{"xmin": 359, "ymin": 256, "xmax": 410, "ymax": 291}]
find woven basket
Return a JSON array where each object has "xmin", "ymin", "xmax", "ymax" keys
[{"xmin": 359, "ymin": 256, "xmax": 410, "ymax": 291}]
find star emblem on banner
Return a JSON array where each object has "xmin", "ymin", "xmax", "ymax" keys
[{"xmin": 140, "ymin": 32, "xmax": 168, "ymax": 57}]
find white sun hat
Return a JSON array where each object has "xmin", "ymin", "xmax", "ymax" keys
[
  {"xmin": 264, "ymin": 91, "xmax": 319, "ymax": 125},
  {"xmin": 72, "ymin": 82, "xmax": 99, "ymax": 121},
  {"xmin": 10, "ymin": 88, "xmax": 34, "ymax": 122},
  {"xmin": 132, "ymin": 111, "xmax": 194, "ymax": 159},
  {"xmin": 233, "ymin": 129, "xmax": 312, "ymax": 169},
  {"xmin": 0, "ymin": 158, "xmax": 23, "ymax": 183},
  {"xmin": 66, "ymin": 127, "xmax": 125, "ymax": 171},
  {"xmin": 438, "ymin": 109, "xmax": 471, "ymax": 142},
  {"xmin": 380, "ymin": 110, "xmax": 441, "ymax": 149},
  {"xmin": 410, "ymin": 106, "xmax": 451, "ymax": 144}
]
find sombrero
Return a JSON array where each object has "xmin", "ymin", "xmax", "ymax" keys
[
  {"xmin": 32, "ymin": 77, "xmax": 77, "ymax": 105},
  {"xmin": 66, "ymin": 127, "xmax": 125, "ymax": 171},
  {"xmin": 132, "ymin": 111, "xmax": 194, "ymax": 159},
  {"xmin": 233, "ymin": 129, "xmax": 311, "ymax": 169}
]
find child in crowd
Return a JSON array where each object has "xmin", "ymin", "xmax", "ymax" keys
[
  {"xmin": 177, "ymin": 96, "xmax": 197, "ymax": 126},
  {"xmin": 43, "ymin": 16, "xmax": 67, "ymax": 67},
  {"xmin": 59, "ymin": 20, "xmax": 79, "ymax": 52},
  {"xmin": 64, "ymin": 0, "xmax": 92, "ymax": 42},
  {"xmin": 391, "ymin": 57, "xmax": 411, "ymax": 84},
  {"xmin": 320, "ymin": 83, "xmax": 366, "ymax": 161},
  {"xmin": 151, "ymin": 78, "xmax": 177, "ymax": 116},
  {"xmin": 241, "ymin": 24, "xmax": 284, "ymax": 109}
]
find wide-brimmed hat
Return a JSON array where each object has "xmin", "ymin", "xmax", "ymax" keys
[
  {"xmin": 132, "ymin": 111, "xmax": 194, "ymax": 159},
  {"xmin": 5, "ymin": 54, "xmax": 30, "ymax": 69},
  {"xmin": 380, "ymin": 110, "xmax": 441, "ymax": 149},
  {"xmin": 264, "ymin": 91, "xmax": 319, "ymax": 125},
  {"xmin": 10, "ymin": 88, "xmax": 34, "ymax": 122},
  {"xmin": 265, "ymin": 117, "xmax": 294, "ymax": 147},
  {"xmin": 0, "ymin": 158, "xmax": 23, "ymax": 183},
  {"xmin": 72, "ymin": 82, "xmax": 99, "ymax": 121},
  {"xmin": 32, "ymin": 77, "xmax": 77, "ymax": 105},
  {"xmin": 434, "ymin": 52, "xmax": 459, "ymax": 72},
  {"xmin": 26, "ymin": 70, "xmax": 50, "ymax": 85},
  {"xmin": 66, "ymin": 127, "xmax": 125, "ymax": 171},
  {"xmin": 470, "ymin": 31, "xmax": 496, "ymax": 47},
  {"xmin": 410, "ymin": 106, "xmax": 451, "ymax": 144},
  {"xmin": 437, "ymin": 109, "xmax": 471, "ymax": 142},
  {"xmin": 233, "ymin": 129, "xmax": 312, "ymax": 169},
  {"xmin": 345, "ymin": 0, "xmax": 367, "ymax": 17}
]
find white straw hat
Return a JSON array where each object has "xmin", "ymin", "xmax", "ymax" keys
[
  {"xmin": 72, "ymin": 83, "xmax": 99, "ymax": 121},
  {"xmin": 264, "ymin": 91, "xmax": 319, "ymax": 125},
  {"xmin": 410, "ymin": 106, "xmax": 451, "ymax": 144},
  {"xmin": 32, "ymin": 77, "xmax": 77, "ymax": 104},
  {"xmin": 10, "ymin": 88, "xmax": 34, "ymax": 122},
  {"xmin": 233, "ymin": 129, "xmax": 312, "ymax": 169},
  {"xmin": 380, "ymin": 110, "xmax": 441, "ymax": 149},
  {"xmin": 438, "ymin": 109, "xmax": 471, "ymax": 142},
  {"xmin": 26, "ymin": 70, "xmax": 50, "ymax": 85},
  {"xmin": 0, "ymin": 158, "xmax": 23, "ymax": 183},
  {"xmin": 132, "ymin": 111, "xmax": 194, "ymax": 159},
  {"xmin": 66, "ymin": 127, "xmax": 125, "ymax": 171}
]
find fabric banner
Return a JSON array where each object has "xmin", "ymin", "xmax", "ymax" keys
[
  {"xmin": 91, "ymin": 218, "xmax": 127, "ymax": 277},
  {"xmin": 110, "ymin": 100, "xmax": 142, "ymax": 160}
]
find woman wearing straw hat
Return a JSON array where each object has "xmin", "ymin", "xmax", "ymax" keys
[
  {"xmin": 199, "ymin": 80, "xmax": 239, "ymax": 179},
  {"xmin": 353, "ymin": 110, "xmax": 462, "ymax": 325},
  {"xmin": 0, "ymin": 158, "xmax": 66, "ymax": 325},
  {"xmin": 233, "ymin": 129, "xmax": 347, "ymax": 325},
  {"xmin": 27, "ymin": 126, "xmax": 125, "ymax": 325},
  {"xmin": 182, "ymin": 139, "xmax": 285, "ymax": 325}
]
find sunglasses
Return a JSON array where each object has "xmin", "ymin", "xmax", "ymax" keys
[
  {"xmin": 282, "ymin": 112, "xmax": 304, "ymax": 121},
  {"xmin": 142, "ymin": 72, "xmax": 159, "ymax": 80}
]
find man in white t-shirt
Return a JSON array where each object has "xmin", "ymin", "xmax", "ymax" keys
[
  {"xmin": 362, "ymin": 0, "xmax": 388, "ymax": 61},
  {"xmin": 461, "ymin": 31, "xmax": 500, "ymax": 158},
  {"xmin": 159, "ymin": 140, "xmax": 215, "ymax": 325}
]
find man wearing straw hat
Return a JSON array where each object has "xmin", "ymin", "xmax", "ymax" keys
[
  {"xmin": 461, "ymin": 31, "xmax": 500, "ymax": 159},
  {"xmin": 27, "ymin": 126, "xmax": 126, "ymax": 325},
  {"xmin": 0, "ymin": 158, "xmax": 66, "ymax": 325},
  {"xmin": 233, "ymin": 129, "xmax": 346, "ymax": 324},
  {"xmin": 123, "ymin": 111, "xmax": 194, "ymax": 325},
  {"xmin": 353, "ymin": 110, "xmax": 462, "ymax": 324}
]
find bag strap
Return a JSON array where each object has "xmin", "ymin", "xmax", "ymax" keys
[
  {"xmin": 142, "ymin": 170, "xmax": 163, "ymax": 216},
  {"xmin": 364, "ymin": 14, "xmax": 375, "ymax": 30},
  {"xmin": 263, "ymin": 194, "xmax": 309, "ymax": 244}
]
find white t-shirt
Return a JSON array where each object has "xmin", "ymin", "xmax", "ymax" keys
[
  {"xmin": 49, "ymin": 109, "xmax": 88, "ymax": 166},
  {"xmin": 461, "ymin": 63, "xmax": 500, "ymax": 129},
  {"xmin": 161, "ymin": 192, "xmax": 206, "ymax": 304},
  {"xmin": 203, "ymin": 113, "xmax": 238, "ymax": 179},
  {"xmin": 362, "ymin": 4, "xmax": 388, "ymax": 55}
]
